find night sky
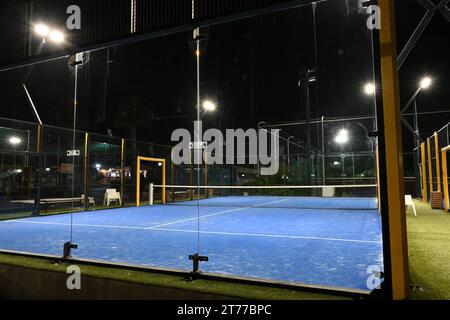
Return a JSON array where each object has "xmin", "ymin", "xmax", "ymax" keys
[{"xmin": 0, "ymin": 0, "xmax": 449, "ymax": 175}]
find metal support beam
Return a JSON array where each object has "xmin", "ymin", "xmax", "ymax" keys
[
  {"xmin": 398, "ymin": 0, "xmax": 450, "ymax": 69},
  {"xmin": 400, "ymin": 116, "xmax": 422, "ymax": 143}
]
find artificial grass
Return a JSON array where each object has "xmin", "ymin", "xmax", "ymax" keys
[
  {"xmin": 0, "ymin": 253, "xmax": 349, "ymax": 300},
  {"xmin": 407, "ymin": 200, "xmax": 450, "ymax": 300}
]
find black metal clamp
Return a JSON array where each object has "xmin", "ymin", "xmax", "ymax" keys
[
  {"xmin": 186, "ymin": 253, "xmax": 209, "ymax": 282},
  {"xmin": 63, "ymin": 242, "xmax": 78, "ymax": 259}
]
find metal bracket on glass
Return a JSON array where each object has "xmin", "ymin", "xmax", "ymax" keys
[
  {"xmin": 189, "ymin": 141, "xmax": 207, "ymax": 150},
  {"xmin": 66, "ymin": 150, "xmax": 80, "ymax": 157},
  {"xmin": 186, "ymin": 253, "xmax": 209, "ymax": 281},
  {"xmin": 63, "ymin": 242, "xmax": 78, "ymax": 259}
]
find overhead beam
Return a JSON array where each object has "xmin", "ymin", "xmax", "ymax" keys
[{"xmin": 398, "ymin": 0, "xmax": 450, "ymax": 69}]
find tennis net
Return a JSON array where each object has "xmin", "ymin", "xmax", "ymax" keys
[{"xmin": 150, "ymin": 184, "xmax": 379, "ymax": 210}]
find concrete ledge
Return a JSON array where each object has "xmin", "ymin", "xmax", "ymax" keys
[{"xmin": 0, "ymin": 263, "xmax": 234, "ymax": 300}]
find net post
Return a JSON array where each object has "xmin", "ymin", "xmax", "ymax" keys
[
  {"xmin": 149, "ymin": 183, "xmax": 154, "ymax": 205},
  {"xmin": 421, "ymin": 142, "xmax": 428, "ymax": 202}
]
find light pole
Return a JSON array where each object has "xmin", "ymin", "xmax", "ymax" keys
[
  {"xmin": 335, "ymin": 129, "xmax": 349, "ymax": 178},
  {"xmin": 401, "ymin": 77, "xmax": 433, "ymax": 198},
  {"xmin": 287, "ymin": 136, "xmax": 295, "ymax": 172},
  {"xmin": 256, "ymin": 122, "xmax": 267, "ymax": 177},
  {"xmin": 321, "ymin": 116, "xmax": 325, "ymax": 185}
]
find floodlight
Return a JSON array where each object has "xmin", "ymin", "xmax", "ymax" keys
[
  {"xmin": 34, "ymin": 23, "xmax": 50, "ymax": 37},
  {"xmin": 335, "ymin": 129, "xmax": 349, "ymax": 145},
  {"xmin": 9, "ymin": 136, "xmax": 22, "ymax": 145},
  {"xmin": 420, "ymin": 77, "xmax": 432, "ymax": 89},
  {"xmin": 364, "ymin": 83, "xmax": 376, "ymax": 95},
  {"xmin": 49, "ymin": 30, "xmax": 65, "ymax": 43},
  {"xmin": 202, "ymin": 100, "xmax": 216, "ymax": 112}
]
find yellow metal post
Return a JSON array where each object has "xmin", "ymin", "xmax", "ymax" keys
[
  {"xmin": 136, "ymin": 156, "xmax": 141, "ymax": 206},
  {"xmin": 379, "ymin": 0, "xmax": 409, "ymax": 300},
  {"xmin": 376, "ymin": 144, "xmax": 381, "ymax": 212},
  {"xmin": 37, "ymin": 125, "xmax": 41, "ymax": 153},
  {"xmin": 427, "ymin": 138, "xmax": 433, "ymax": 193},
  {"xmin": 83, "ymin": 133, "xmax": 89, "ymax": 209},
  {"xmin": 442, "ymin": 146, "xmax": 450, "ymax": 210},
  {"xmin": 421, "ymin": 142, "xmax": 428, "ymax": 202},
  {"xmin": 121, "ymin": 139, "xmax": 125, "ymax": 207},
  {"xmin": 434, "ymin": 132, "xmax": 441, "ymax": 192},
  {"xmin": 136, "ymin": 156, "xmax": 166, "ymax": 206}
]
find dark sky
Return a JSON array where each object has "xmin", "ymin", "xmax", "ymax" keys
[{"xmin": 0, "ymin": 0, "xmax": 449, "ymax": 167}]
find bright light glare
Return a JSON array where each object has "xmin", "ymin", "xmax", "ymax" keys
[
  {"xmin": 364, "ymin": 83, "xmax": 376, "ymax": 95},
  {"xmin": 95, "ymin": 164, "xmax": 102, "ymax": 169},
  {"xmin": 9, "ymin": 136, "xmax": 22, "ymax": 145},
  {"xmin": 34, "ymin": 23, "xmax": 50, "ymax": 37},
  {"xmin": 202, "ymin": 100, "xmax": 216, "ymax": 112},
  {"xmin": 420, "ymin": 77, "xmax": 432, "ymax": 89},
  {"xmin": 49, "ymin": 30, "xmax": 65, "ymax": 43},
  {"xmin": 335, "ymin": 129, "xmax": 349, "ymax": 145}
]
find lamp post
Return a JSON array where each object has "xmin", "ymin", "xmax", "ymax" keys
[
  {"xmin": 256, "ymin": 122, "xmax": 267, "ymax": 177},
  {"xmin": 287, "ymin": 136, "xmax": 295, "ymax": 172},
  {"xmin": 335, "ymin": 129, "xmax": 349, "ymax": 178},
  {"xmin": 401, "ymin": 77, "xmax": 433, "ymax": 198},
  {"xmin": 321, "ymin": 116, "xmax": 326, "ymax": 185}
]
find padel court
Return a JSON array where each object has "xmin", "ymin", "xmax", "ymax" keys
[{"xmin": 0, "ymin": 193, "xmax": 383, "ymax": 291}]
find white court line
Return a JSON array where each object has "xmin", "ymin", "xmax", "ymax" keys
[
  {"xmin": 0, "ymin": 219, "xmax": 381, "ymax": 244},
  {"xmin": 2, "ymin": 220, "xmax": 145, "ymax": 230},
  {"xmin": 153, "ymin": 227, "xmax": 382, "ymax": 244},
  {"xmin": 145, "ymin": 198, "xmax": 291, "ymax": 230},
  {"xmin": 0, "ymin": 200, "xmax": 288, "ymax": 231}
]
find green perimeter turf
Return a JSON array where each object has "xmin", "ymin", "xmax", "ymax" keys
[
  {"xmin": 407, "ymin": 200, "xmax": 450, "ymax": 300},
  {"xmin": 0, "ymin": 253, "xmax": 350, "ymax": 300}
]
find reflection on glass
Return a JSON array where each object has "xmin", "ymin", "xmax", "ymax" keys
[{"xmin": 0, "ymin": 1, "xmax": 384, "ymax": 293}]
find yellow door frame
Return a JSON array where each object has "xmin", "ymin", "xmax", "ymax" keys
[
  {"xmin": 442, "ymin": 146, "xmax": 450, "ymax": 210},
  {"xmin": 136, "ymin": 156, "xmax": 166, "ymax": 206}
]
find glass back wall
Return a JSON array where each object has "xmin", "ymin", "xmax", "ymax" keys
[{"xmin": 0, "ymin": 0, "xmax": 383, "ymax": 293}]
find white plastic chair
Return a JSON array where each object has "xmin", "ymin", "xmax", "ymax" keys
[
  {"xmin": 405, "ymin": 195, "xmax": 417, "ymax": 217},
  {"xmin": 104, "ymin": 189, "xmax": 122, "ymax": 207},
  {"xmin": 81, "ymin": 194, "xmax": 96, "ymax": 206}
]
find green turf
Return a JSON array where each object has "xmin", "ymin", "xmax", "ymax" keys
[
  {"xmin": 0, "ymin": 253, "xmax": 350, "ymax": 300},
  {"xmin": 407, "ymin": 200, "xmax": 450, "ymax": 300}
]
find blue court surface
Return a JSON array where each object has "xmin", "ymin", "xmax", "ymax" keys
[{"xmin": 0, "ymin": 196, "xmax": 383, "ymax": 291}]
